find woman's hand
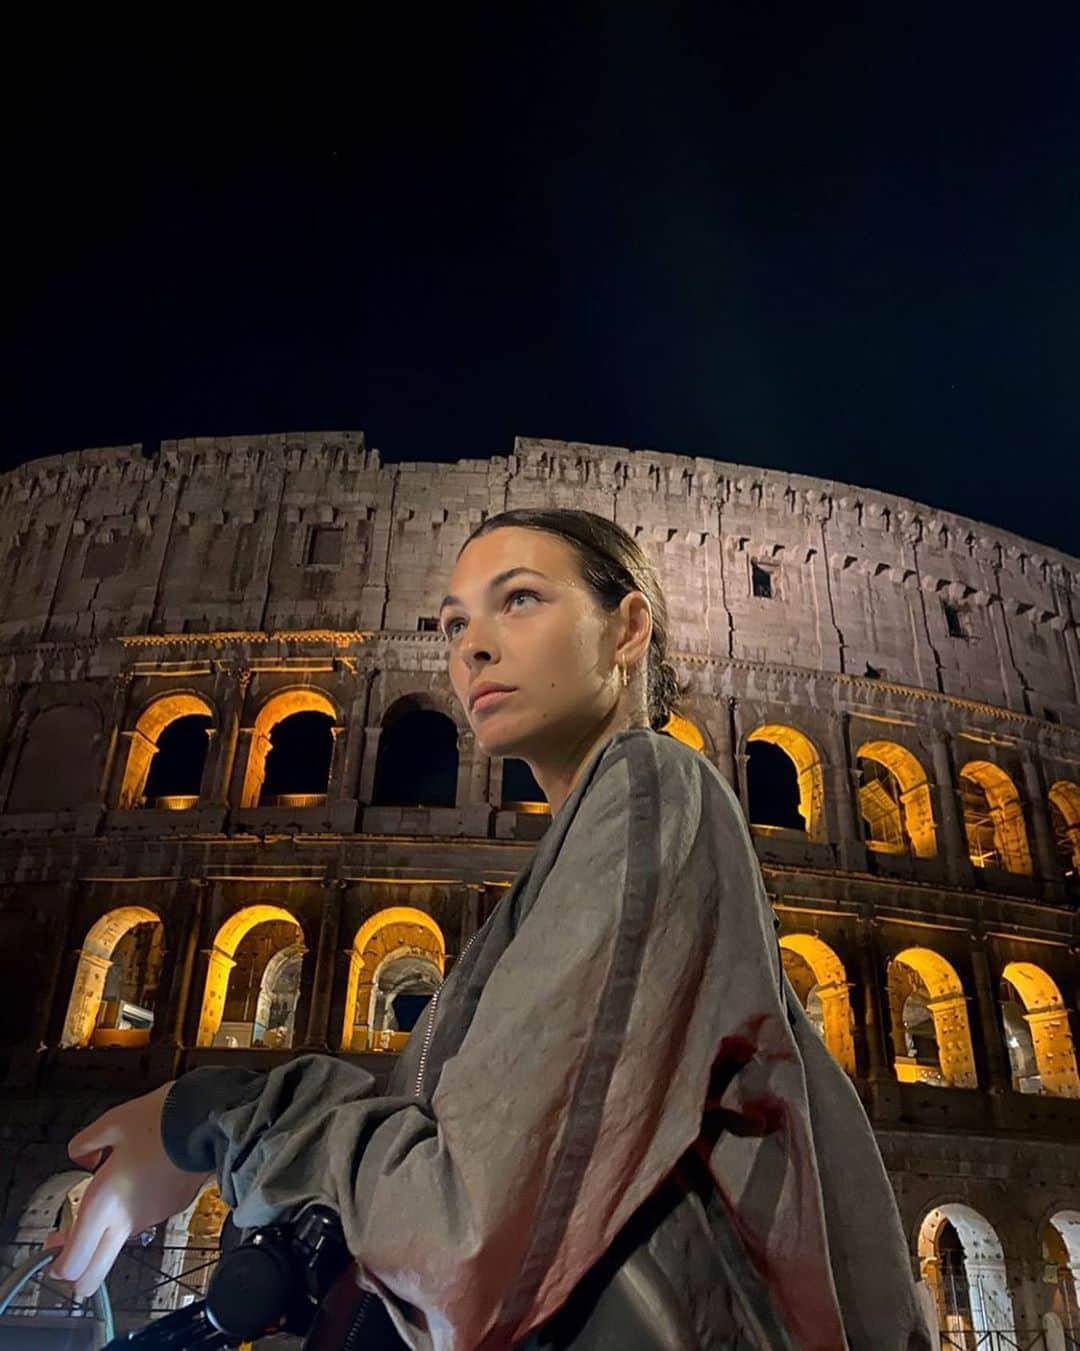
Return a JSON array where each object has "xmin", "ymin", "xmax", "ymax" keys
[{"xmin": 44, "ymin": 1080, "xmax": 213, "ymax": 1299}]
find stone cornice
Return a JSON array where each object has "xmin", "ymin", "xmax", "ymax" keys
[{"xmin": 0, "ymin": 630, "xmax": 1075, "ymax": 744}]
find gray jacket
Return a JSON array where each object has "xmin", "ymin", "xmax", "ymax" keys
[{"xmin": 162, "ymin": 727, "xmax": 932, "ymax": 1350}]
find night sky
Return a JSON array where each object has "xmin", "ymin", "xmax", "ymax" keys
[{"xmin": 7, "ymin": 7, "xmax": 1078, "ymax": 555}]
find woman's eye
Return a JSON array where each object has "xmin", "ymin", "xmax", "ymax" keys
[{"xmin": 443, "ymin": 589, "xmax": 538, "ymax": 640}]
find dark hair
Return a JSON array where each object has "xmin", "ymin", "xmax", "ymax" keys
[{"xmin": 457, "ymin": 507, "xmax": 687, "ymax": 732}]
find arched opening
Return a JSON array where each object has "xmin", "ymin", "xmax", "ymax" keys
[
  {"xmin": 367, "ymin": 949, "xmax": 442, "ymax": 1051},
  {"xmin": 887, "ymin": 948, "xmax": 977, "ymax": 1088},
  {"xmin": 341, "ymin": 907, "xmax": 446, "ymax": 1052},
  {"xmin": 746, "ymin": 725, "xmax": 825, "ymax": 840},
  {"xmin": 196, "ymin": 905, "xmax": 305, "ymax": 1047},
  {"xmin": 959, "ymin": 761, "xmax": 1033, "ymax": 875},
  {"xmin": 240, "ymin": 689, "xmax": 338, "ymax": 808},
  {"xmin": 252, "ymin": 943, "xmax": 305, "ymax": 1048},
  {"xmin": 8, "ymin": 705, "xmax": 101, "ymax": 812},
  {"xmin": 60, "ymin": 907, "xmax": 164, "ymax": 1048},
  {"xmin": 155, "ymin": 1181, "xmax": 231, "ymax": 1311},
  {"xmin": 660, "ymin": 712, "xmax": 706, "ymax": 752},
  {"xmin": 855, "ymin": 740, "xmax": 937, "ymax": 858},
  {"xmin": 917, "ymin": 1204, "xmax": 1014, "ymax": 1341},
  {"xmin": 371, "ymin": 706, "xmax": 459, "ymax": 807},
  {"xmin": 778, "ymin": 934, "xmax": 856, "ymax": 1074},
  {"xmin": 119, "ymin": 694, "xmax": 214, "ymax": 810},
  {"xmin": 1043, "ymin": 1211, "xmax": 1080, "ymax": 1339},
  {"xmin": 1049, "ymin": 781, "xmax": 1080, "ymax": 880},
  {"xmin": 999, "ymin": 962, "xmax": 1080, "ymax": 1097},
  {"xmin": 501, "ymin": 758, "xmax": 548, "ymax": 812}
]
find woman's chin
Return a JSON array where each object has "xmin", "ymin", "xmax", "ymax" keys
[{"xmin": 474, "ymin": 718, "xmax": 524, "ymax": 758}]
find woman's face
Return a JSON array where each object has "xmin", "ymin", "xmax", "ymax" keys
[{"xmin": 441, "ymin": 527, "xmax": 642, "ymax": 764}]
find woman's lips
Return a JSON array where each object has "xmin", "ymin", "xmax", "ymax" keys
[{"xmin": 472, "ymin": 689, "xmax": 515, "ymax": 714}]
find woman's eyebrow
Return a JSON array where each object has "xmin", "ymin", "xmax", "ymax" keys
[{"xmin": 439, "ymin": 567, "xmax": 552, "ymax": 617}]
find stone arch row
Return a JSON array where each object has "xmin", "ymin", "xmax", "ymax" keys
[
  {"xmin": 7, "ymin": 1168, "xmax": 1078, "ymax": 1335},
  {"xmin": 4, "ymin": 1169, "xmax": 229, "ymax": 1315},
  {"xmin": 8, "ymin": 689, "xmax": 1077, "ymax": 883},
  {"xmin": 58, "ymin": 902, "xmax": 1080, "ymax": 1100},
  {"xmin": 781, "ymin": 934, "xmax": 1080, "ymax": 1097},
  {"xmin": 744, "ymin": 722, "xmax": 1080, "ymax": 879},
  {"xmin": 913, "ymin": 1199, "xmax": 1080, "ymax": 1338},
  {"xmin": 59, "ymin": 901, "xmax": 447, "ymax": 1055}
]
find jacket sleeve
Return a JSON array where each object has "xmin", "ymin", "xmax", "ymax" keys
[{"xmin": 160, "ymin": 737, "xmax": 741, "ymax": 1350}]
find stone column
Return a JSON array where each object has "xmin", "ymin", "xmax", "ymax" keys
[
  {"xmin": 827, "ymin": 712, "xmax": 866, "ymax": 870},
  {"xmin": 449, "ymin": 882, "xmax": 484, "ymax": 966},
  {"xmin": 1024, "ymin": 1006, "xmax": 1080, "ymax": 1098},
  {"xmin": 211, "ymin": 665, "xmax": 252, "ymax": 808},
  {"xmin": 33, "ymin": 880, "xmax": 82, "ymax": 1048},
  {"xmin": 357, "ymin": 725, "xmax": 383, "ymax": 805},
  {"xmin": 928, "ymin": 729, "xmax": 974, "ymax": 887},
  {"xmin": 302, "ymin": 881, "xmax": 346, "ymax": 1050},
  {"xmin": 155, "ymin": 880, "xmax": 208, "ymax": 1049},
  {"xmin": 325, "ymin": 724, "xmax": 357, "ymax": 830},
  {"xmin": 856, "ymin": 918, "xmax": 890, "ymax": 1082},
  {"xmin": 926, "ymin": 991, "xmax": 978, "ymax": 1088},
  {"xmin": 332, "ymin": 688, "xmax": 369, "ymax": 803},
  {"xmin": 969, "ymin": 930, "xmax": 1011, "ymax": 1094},
  {"xmin": 1019, "ymin": 751, "xmax": 1065, "ymax": 899},
  {"xmin": 455, "ymin": 728, "xmax": 484, "ymax": 805},
  {"xmin": 708, "ymin": 697, "xmax": 738, "ymax": 793},
  {"xmin": 96, "ymin": 671, "xmax": 136, "ymax": 806}
]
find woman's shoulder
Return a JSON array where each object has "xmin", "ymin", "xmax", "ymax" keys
[{"xmin": 605, "ymin": 728, "xmax": 742, "ymax": 819}]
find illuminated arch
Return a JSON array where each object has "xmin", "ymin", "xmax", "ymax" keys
[
  {"xmin": 1000, "ymin": 961, "xmax": 1080, "ymax": 1098},
  {"xmin": 240, "ymin": 688, "xmax": 339, "ymax": 808},
  {"xmin": 661, "ymin": 712, "xmax": 705, "ymax": 752},
  {"xmin": 341, "ymin": 907, "xmax": 446, "ymax": 1052},
  {"xmin": 195, "ymin": 904, "xmax": 305, "ymax": 1046},
  {"xmin": 1049, "ymin": 780, "xmax": 1080, "ymax": 873},
  {"xmin": 779, "ymin": 934, "xmax": 855, "ymax": 1074},
  {"xmin": 60, "ymin": 906, "xmax": 162, "ymax": 1048},
  {"xmin": 959, "ymin": 761, "xmax": 1032, "ymax": 875},
  {"xmin": 1043, "ymin": 1210, "xmax": 1080, "ymax": 1333},
  {"xmin": 746, "ymin": 724, "xmax": 826, "ymax": 841},
  {"xmin": 856, "ymin": 740, "xmax": 937, "ymax": 858},
  {"xmin": 119, "ymin": 693, "xmax": 215, "ymax": 809},
  {"xmin": 155, "ymin": 1180, "xmax": 231, "ymax": 1311},
  {"xmin": 917, "ymin": 1203, "xmax": 1014, "ymax": 1336},
  {"xmin": 887, "ymin": 948, "xmax": 977, "ymax": 1088}
]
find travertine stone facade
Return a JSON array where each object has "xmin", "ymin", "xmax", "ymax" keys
[{"xmin": 0, "ymin": 431, "xmax": 1077, "ymax": 1339}]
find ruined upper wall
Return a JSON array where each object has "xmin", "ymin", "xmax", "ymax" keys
[{"xmin": 0, "ymin": 431, "xmax": 1076, "ymax": 722}]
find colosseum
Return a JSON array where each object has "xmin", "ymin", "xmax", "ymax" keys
[{"xmin": 0, "ymin": 429, "xmax": 1076, "ymax": 1347}]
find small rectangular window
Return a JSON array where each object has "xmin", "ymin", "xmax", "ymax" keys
[
  {"xmin": 306, "ymin": 526, "xmax": 343, "ymax": 566},
  {"xmin": 417, "ymin": 617, "xmax": 439, "ymax": 632},
  {"xmin": 83, "ymin": 539, "xmax": 129, "ymax": 579},
  {"xmin": 942, "ymin": 602, "xmax": 966, "ymax": 638},
  {"xmin": 751, "ymin": 561, "xmax": 774, "ymax": 598}
]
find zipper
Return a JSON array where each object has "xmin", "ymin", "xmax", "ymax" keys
[
  {"xmin": 414, "ymin": 929, "xmax": 481, "ymax": 1097},
  {"xmin": 342, "ymin": 1290, "xmax": 375, "ymax": 1351}
]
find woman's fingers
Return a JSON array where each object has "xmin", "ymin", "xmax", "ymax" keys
[
  {"xmin": 48, "ymin": 1182, "xmax": 116, "ymax": 1283},
  {"xmin": 68, "ymin": 1116, "xmax": 118, "ymax": 1166},
  {"xmin": 73, "ymin": 1225, "xmax": 126, "ymax": 1301},
  {"xmin": 69, "ymin": 1146, "xmax": 105, "ymax": 1171}
]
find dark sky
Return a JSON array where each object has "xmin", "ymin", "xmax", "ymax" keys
[{"xmin": 7, "ymin": 6, "xmax": 1078, "ymax": 555}]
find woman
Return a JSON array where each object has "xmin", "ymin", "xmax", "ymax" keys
[{"xmin": 46, "ymin": 508, "xmax": 931, "ymax": 1350}]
